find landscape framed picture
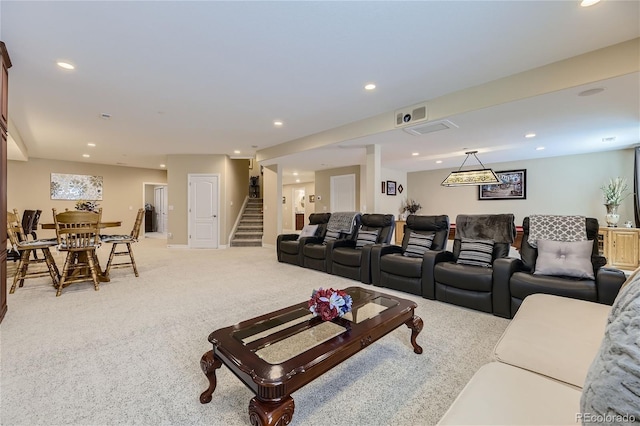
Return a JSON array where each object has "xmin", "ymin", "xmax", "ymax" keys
[{"xmin": 478, "ymin": 169, "xmax": 526, "ymax": 200}]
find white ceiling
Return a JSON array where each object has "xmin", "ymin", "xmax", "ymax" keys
[{"xmin": 1, "ymin": 1, "xmax": 639, "ymax": 185}]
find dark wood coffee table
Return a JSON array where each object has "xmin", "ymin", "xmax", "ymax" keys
[{"xmin": 199, "ymin": 286, "xmax": 423, "ymax": 425}]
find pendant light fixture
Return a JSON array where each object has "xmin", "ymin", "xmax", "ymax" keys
[{"xmin": 441, "ymin": 151, "xmax": 501, "ymax": 186}]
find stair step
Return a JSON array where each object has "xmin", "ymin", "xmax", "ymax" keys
[{"xmin": 231, "ymin": 239, "xmax": 262, "ymax": 247}]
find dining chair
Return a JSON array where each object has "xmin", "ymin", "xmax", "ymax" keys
[
  {"xmin": 6, "ymin": 209, "xmax": 60, "ymax": 293},
  {"xmin": 52, "ymin": 208, "xmax": 102, "ymax": 296},
  {"xmin": 101, "ymin": 208, "xmax": 144, "ymax": 277}
]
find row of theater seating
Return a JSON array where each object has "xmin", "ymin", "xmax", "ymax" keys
[{"xmin": 276, "ymin": 212, "xmax": 627, "ymax": 318}]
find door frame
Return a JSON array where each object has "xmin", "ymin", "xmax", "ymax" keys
[{"xmin": 142, "ymin": 181, "xmax": 167, "ymax": 236}]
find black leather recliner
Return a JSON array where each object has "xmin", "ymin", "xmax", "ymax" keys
[
  {"xmin": 276, "ymin": 213, "xmax": 331, "ymax": 266},
  {"xmin": 493, "ymin": 216, "xmax": 627, "ymax": 319},
  {"xmin": 302, "ymin": 213, "xmax": 361, "ymax": 272},
  {"xmin": 371, "ymin": 215, "xmax": 450, "ymax": 296},
  {"xmin": 328, "ymin": 213, "xmax": 395, "ymax": 284},
  {"xmin": 426, "ymin": 214, "xmax": 516, "ymax": 314}
]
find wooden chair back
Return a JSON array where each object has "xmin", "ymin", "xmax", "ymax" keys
[
  {"xmin": 131, "ymin": 208, "xmax": 144, "ymax": 239},
  {"xmin": 53, "ymin": 208, "xmax": 102, "ymax": 251},
  {"xmin": 6, "ymin": 209, "xmax": 27, "ymax": 247}
]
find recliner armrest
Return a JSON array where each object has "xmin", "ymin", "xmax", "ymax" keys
[
  {"xmin": 596, "ymin": 267, "xmax": 627, "ymax": 305},
  {"xmin": 422, "ymin": 250, "xmax": 454, "ymax": 299},
  {"xmin": 492, "ymin": 257, "xmax": 522, "ymax": 318},
  {"xmin": 276, "ymin": 234, "xmax": 299, "ymax": 262},
  {"xmin": 370, "ymin": 244, "xmax": 403, "ymax": 286},
  {"xmin": 332, "ymin": 239, "xmax": 356, "ymax": 249}
]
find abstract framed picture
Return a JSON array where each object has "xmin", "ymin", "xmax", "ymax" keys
[
  {"xmin": 50, "ymin": 173, "xmax": 103, "ymax": 200},
  {"xmin": 478, "ymin": 169, "xmax": 526, "ymax": 200},
  {"xmin": 386, "ymin": 180, "xmax": 397, "ymax": 196}
]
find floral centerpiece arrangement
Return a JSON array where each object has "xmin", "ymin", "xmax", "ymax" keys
[
  {"xmin": 308, "ymin": 288, "xmax": 353, "ymax": 321},
  {"xmin": 401, "ymin": 198, "xmax": 422, "ymax": 215},
  {"xmin": 75, "ymin": 200, "xmax": 100, "ymax": 212},
  {"xmin": 601, "ymin": 177, "xmax": 630, "ymax": 205}
]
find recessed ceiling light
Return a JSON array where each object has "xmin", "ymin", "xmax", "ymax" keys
[
  {"xmin": 160, "ymin": 164, "xmax": 166, "ymax": 168},
  {"xmin": 293, "ymin": 172, "xmax": 298, "ymax": 176},
  {"xmin": 536, "ymin": 146, "xmax": 545, "ymax": 151},
  {"xmin": 234, "ymin": 150, "xmax": 241, "ymax": 154},
  {"xmin": 57, "ymin": 61, "xmax": 75, "ymax": 70},
  {"xmin": 364, "ymin": 83, "xmax": 376, "ymax": 90},
  {"xmin": 295, "ymin": 179, "xmax": 300, "ymax": 183},
  {"xmin": 87, "ymin": 143, "xmax": 96, "ymax": 147},
  {"xmin": 578, "ymin": 87, "xmax": 605, "ymax": 96},
  {"xmin": 273, "ymin": 120, "xmax": 283, "ymax": 127},
  {"xmin": 525, "ymin": 133, "xmax": 536, "ymax": 138},
  {"xmin": 82, "ymin": 154, "xmax": 90, "ymax": 158},
  {"xmin": 412, "ymin": 152, "xmax": 419, "ymax": 156},
  {"xmin": 436, "ymin": 160, "xmax": 443, "ymax": 164},
  {"xmin": 580, "ymin": 0, "xmax": 601, "ymax": 7}
]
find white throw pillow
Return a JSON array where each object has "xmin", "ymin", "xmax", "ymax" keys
[
  {"xmin": 299, "ymin": 224, "xmax": 319, "ymax": 238},
  {"xmin": 534, "ymin": 239, "xmax": 594, "ymax": 279}
]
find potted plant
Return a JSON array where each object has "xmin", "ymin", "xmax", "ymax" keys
[
  {"xmin": 601, "ymin": 177, "xmax": 630, "ymax": 227},
  {"xmin": 400, "ymin": 198, "xmax": 422, "ymax": 219}
]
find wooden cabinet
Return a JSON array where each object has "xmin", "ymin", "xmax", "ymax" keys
[
  {"xmin": 0, "ymin": 41, "xmax": 11, "ymax": 324},
  {"xmin": 395, "ymin": 220, "xmax": 406, "ymax": 245},
  {"xmin": 599, "ymin": 227, "xmax": 640, "ymax": 270},
  {"xmin": 145, "ymin": 209, "xmax": 155, "ymax": 232},
  {"xmin": 295, "ymin": 213, "xmax": 304, "ymax": 231}
]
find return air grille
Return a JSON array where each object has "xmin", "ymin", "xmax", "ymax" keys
[{"xmin": 403, "ymin": 119, "xmax": 458, "ymax": 136}]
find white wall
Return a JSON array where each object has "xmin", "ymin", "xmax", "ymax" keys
[{"xmin": 407, "ymin": 148, "xmax": 635, "ymax": 226}]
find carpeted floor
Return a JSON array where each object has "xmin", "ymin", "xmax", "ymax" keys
[{"xmin": 1, "ymin": 238, "xmax": 509, "ymax": 426}]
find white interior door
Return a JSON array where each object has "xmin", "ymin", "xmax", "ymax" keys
[
  {"xmin": 330, "ymin": 174, "xmax": 356, "ymax": 212},
  {"xmin": 154, "ymin": 186, "xmax": 167, "ymax": 233},
  {"xmin": 189, "ymin": 174, "xmax": 219, "ymax": 248}
]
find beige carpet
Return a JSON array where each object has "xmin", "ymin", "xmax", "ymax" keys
[{"xmin": 1, "ymin": 238, "xmax": 509, "ymax": 425}]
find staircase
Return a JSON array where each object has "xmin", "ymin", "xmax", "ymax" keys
[{"xmin": 231, "ymin": 198, "xmax": 263, "ymax": 247}]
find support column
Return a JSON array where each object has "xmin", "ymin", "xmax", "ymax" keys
[{"xmin": 365, "ymin": 144, "xmax": 382, "ymax": 213}]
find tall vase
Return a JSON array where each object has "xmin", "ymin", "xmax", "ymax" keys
[{"xmin": 605, "ymin": 203, "xmax": 620, "ymax": 227}]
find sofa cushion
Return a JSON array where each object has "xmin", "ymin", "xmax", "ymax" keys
[
  {"xmin": 434, "ymin": 261, "xmax": 493, "ymax": 292},
  {"xmin": 303, "ymin": 243, "xmax": 327, "ymax": 259},
  {"xmin": 279, "ymin": 240, "xmax": 301, "ymax": 255},
  {"xmin": 534, "ymin": 239, "xmax": 594, "ymax": 279},
  {"xmin": 299, "ymin": 224, "xmax": 318, "ymax": 238},
  {"xmin": 509, "ymin": 272, "xmax": 597, "ymax": 303},
  {"xmin": 437, "ymin": 362, "xmax": 582, "ymax": 425},
  {"xmin": 403, "ymin": 232, "xmax": 434, "ymax": 258},
  {"xmin": 332, "ymin": 246, "xmax": 362, "ymax": 267},
  {"xmin": 456, "ymin": 238, "xmax": 494, "ymax": 267},
  {"xmin": 355, "ymin": 229, "xmax": 379, "ymax": 249},
  {"xmin": 380, "ymin": 253, "xmax": 423, "ymax": 278},
  {"xmin": 494, "ymin": 293, "xmax": 609, "ymax": 388},
  {"xmin": 581, "ymin": 268, "xmax": 640, "ymax": 421}
]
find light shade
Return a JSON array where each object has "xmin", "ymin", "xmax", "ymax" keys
[
  {"xmin": 441, "ymin": 169, "xmax": 501, "ymax": 186},
  {"xmin": 441, "ymin": 150, "xmax": 501, "ymax": 186}
]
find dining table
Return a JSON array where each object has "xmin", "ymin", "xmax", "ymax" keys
[{"xmin": 40, "ymin": 220, "xmax": 122, "ymax": 282}]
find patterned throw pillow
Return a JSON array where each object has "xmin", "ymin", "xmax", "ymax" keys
[
  {"xmin": 323, "ymin": 229, "xmax": 340, "ymax": 245},
  {"xmin": 403, "ymin": 232, "xmax": 435, "ymax": 258},
  {"xmin": 299, "ymin": 224, "xmax": 318, "ymax": 238},
  {"xmin": 456, "ymin": 238, "xmax": 494, "ymax": 267},
  {"xmin": 355, "ymin": 229, "xmax": 380, "ymax": 249}
]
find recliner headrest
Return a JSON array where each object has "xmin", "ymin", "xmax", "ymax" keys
[{"xmin": 361, "ymin": 213, "xmax": 394, "ymax": 228}]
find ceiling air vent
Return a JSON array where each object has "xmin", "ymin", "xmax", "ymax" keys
[
  {"xmin": 394, "ymin": 103, "xmax": 428, "ymax": 127},
  {"xmin": 403, "ymin": 119, "xmax": 458, "ymax": 136}
]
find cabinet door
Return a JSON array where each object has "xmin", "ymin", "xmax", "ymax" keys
[
  {"xmin": 395, "ymin": 221, "xmax": 406, "ymax": 245},
  {"xmin": 610, "ymin": 230, "xmax": 639, "ymax": 270}
]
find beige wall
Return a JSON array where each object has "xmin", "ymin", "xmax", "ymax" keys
[
  {"xmin": 226, "ymin": 158, "xmax": 250, "ymax": 242},
  {"xmin": 407, "ymin": 148, "xmax": 635, "ymax": 227},
  {"xmin": 7, "ymin": 158, "xmax": 167, "ymax": 239}
]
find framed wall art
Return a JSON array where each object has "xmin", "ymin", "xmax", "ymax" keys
[
  {"xmin": 386, "ymin": 180, "xmax": 397, "ymax": 196},
  {"xmin": 478, "ymin": 169, "xmax": 526, "ymax": 200},
  {"xmin": 50, "ymin": 173, "xmax": 103, "ymax": 200}
]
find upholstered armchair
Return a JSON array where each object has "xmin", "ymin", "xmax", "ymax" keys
[
  {"xmin": 302, "ymin": 212, "xmax": 361, "ymax": 272},
  {"xmin": 371, "ymin": 215, "xmax": 450, "ymax": 296},
  {"xmin": 426, "ymin": 214, "xmax": 516, "ymax": 314},
  {"xmin": 328, "ymin": 213, "xmax": 395, "ymax": 284},
  {"xmin": 492, "ymin": 216, "xmax": 627, "ymax": 319},
  {"xmin": 276, "ymin": 213, "xmax": 331, "ymax": 266}
]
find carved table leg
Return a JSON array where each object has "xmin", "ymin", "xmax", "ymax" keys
[
  {"xmin": 405, "ymin": 315, "xmax": 424, "ymax": 354},
  {"xmin": 199, "ymin": 350, "xmax": 222, "ymax": 404},
  {"xmin": 249, "ymin": 396, "xmax": 295, "ymax": 426}
]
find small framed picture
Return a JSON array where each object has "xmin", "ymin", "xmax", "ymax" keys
[
  {"xmin": 386, "ymin": 180, "xmax": 397, "ymax": 196},
  {"xmin": 381, "ymin": 181, "xmax": 386, "ymax": 193},
  {"xmin": 479, "ymin": 169, "xmax": 527, "ymax": 200},
  {"xmin": 309, "ymin": 195, "xmax": 315, "ymax": 203}
]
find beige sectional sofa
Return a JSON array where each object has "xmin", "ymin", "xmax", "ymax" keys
[{"xmin": 438, "ymin": 269, "xmax": 639, "ymax": 425}]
